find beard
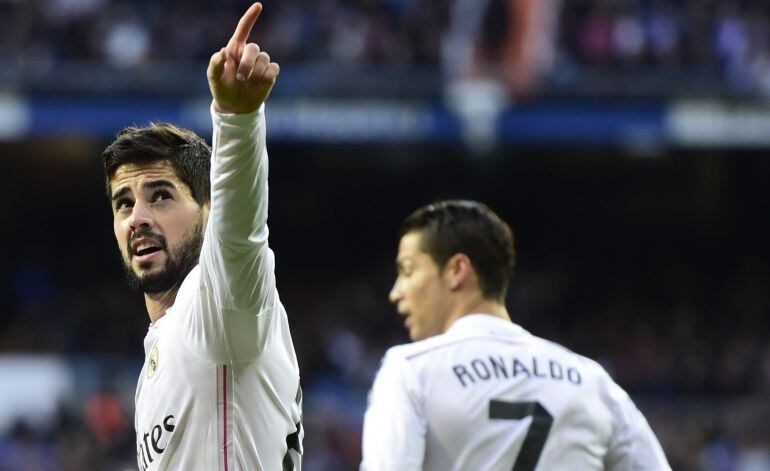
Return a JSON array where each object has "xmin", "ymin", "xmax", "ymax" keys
[{"xmin": 121, "ymin": 216, "xmax": 204, "ymax": 294}]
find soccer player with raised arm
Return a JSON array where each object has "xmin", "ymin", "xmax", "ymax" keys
[
  {"xmin": 101, "ymin": 4, "xmax": 302, "ymax": 469},
  {"xmin": 361, "ymin": 200, "xmax": 670, "ymax": 471}
]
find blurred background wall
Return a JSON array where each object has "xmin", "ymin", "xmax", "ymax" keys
[{"xmin": 1, "ymin": 0, "xmax": 769, "ymax": 470}]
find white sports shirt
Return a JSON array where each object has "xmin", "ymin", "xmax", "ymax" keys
[
  {"xmin": 134, "ymin": 104, "xmax": 302, "ymax": 470},
  {"xmin": 361, "ymin": 314, "xmax": 670, "ymax": 471}
]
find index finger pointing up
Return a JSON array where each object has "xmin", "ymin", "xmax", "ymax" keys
[{"xmin": 231, "ymin": 3, "xmax": 262, "ymax": 45}]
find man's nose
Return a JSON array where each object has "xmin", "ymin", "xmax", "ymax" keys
[
  {"xmin": 127, "ymin": 200, "xmax": 153, "ymax": 231},
  {"xmin": 389, "ymin": 281, "xmax": 402, "ymax": 304}
]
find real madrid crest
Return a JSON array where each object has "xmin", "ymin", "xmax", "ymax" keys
[{"xmin": 148, "ymin": 343, "xmax": 159, "ymax": 379}]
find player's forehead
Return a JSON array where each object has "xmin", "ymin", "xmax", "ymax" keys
[{"xmin": 111, "ymin": 160, "xmax": 186, "ymax": 194}]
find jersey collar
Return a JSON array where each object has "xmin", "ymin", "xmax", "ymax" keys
[{"xmin": 447, "ymin": 313, "xmax": 529, "ymax": 338}]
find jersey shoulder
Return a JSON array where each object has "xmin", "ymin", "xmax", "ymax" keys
[
  {"xmin": 541, "ymin": 335, "xmax": 621, "ymax": 383},
  {"xmin": 383, "ymin": 331, "xmax": 460, "ymax": 364}
]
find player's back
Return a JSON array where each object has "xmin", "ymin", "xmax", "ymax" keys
[{"xmin": 384, "ymin": 314, "xmax": 650, "ymax": 471}]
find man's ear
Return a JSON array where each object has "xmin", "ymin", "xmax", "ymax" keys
[{"xmin": 443, "ymin": 253, "xmax": 473, "ymax": 291}]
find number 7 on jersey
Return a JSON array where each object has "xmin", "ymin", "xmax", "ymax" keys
[{"xmin": 489, "ymin": 400, "xmax": 554, "ymax": 471}]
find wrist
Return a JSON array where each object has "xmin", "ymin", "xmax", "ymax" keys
[
  {"xmin": 213, "ymin": 100, "xmax": 240, "ymax": 115},
  {"xmin": 211, "ymin": 101, "xmax": 264, "ymax": 120}
]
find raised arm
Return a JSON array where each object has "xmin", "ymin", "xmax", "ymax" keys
[
  {"xmin": 204, "ymin": 2, "xmax": 277, "ymax": 250},
  {"xmin": 183, "ymin": 3, "xmax": 284, "ymax": 364}
]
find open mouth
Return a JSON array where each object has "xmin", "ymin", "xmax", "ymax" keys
[
  {"xmin": 131, "ymin": 237, "xmax": 164, "ymax": 259},
  {"xmin": 136, "ymin": 246, "xmax": 161, "ymax": 257}
]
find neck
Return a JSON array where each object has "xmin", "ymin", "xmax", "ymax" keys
[
  {"xmin": 144, "ymin": 288, "xmax": 179, "ymax": 324},
  {"xmin": 443, "ymin": 295, "xmax": 510, "ymax": 332}
]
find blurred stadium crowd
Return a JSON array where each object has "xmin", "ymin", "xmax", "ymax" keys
[
  {"xmin": 564, "ymin": 1, "xmax": 766, "ymax": 71},
  {"xmin": 2, "ymin": 0, "xmax": 770, "ymax": 95},
  {"xmin": 1, "ymin": 1, "xmax": 770, "ymax": 471}
]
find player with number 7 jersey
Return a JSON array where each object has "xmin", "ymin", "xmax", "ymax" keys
[{"xmin": 361, "ymin": 201, "xmax": 670, "ymax": 470}]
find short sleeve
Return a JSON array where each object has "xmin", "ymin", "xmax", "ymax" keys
[
  {"xmin": 361, "ymin": 350, "xmax": 427, "ymax": 471},
  {"xmin": 601, "ymin": 376, "xmax": 671, "ymax": 470}
]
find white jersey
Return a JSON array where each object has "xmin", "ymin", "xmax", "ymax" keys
[
  {"xmin": 134, "ymin": 104, "xmax": 302, "ymax": 470},
  {"xmin": 361, "ymin": 314, "xmax": 670, "ymax": 471}
]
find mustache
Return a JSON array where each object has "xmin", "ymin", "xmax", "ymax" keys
[{"xmin": 128, "ymin": 230, "xmax": 167, "ymax": 258}]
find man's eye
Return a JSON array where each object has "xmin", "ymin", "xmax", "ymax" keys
[
  {"xmin": 116, "ymin": 199, "xmax": 133, "ymax": 210},
  {"xmin": 153, "ymin": 190, "xmax": 172, "ymax": 202}
]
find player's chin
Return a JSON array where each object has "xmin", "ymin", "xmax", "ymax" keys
[
  {"xmin": 134, "ymin": 251, "xmax": 166, "ymax": 268},
  {"xmin": 134, "ymin": 257, "xmax": 165, "ymax": 273},
  {"xmin": 407, "ymin": 326, "xmax": 424, "ymax": 342}
]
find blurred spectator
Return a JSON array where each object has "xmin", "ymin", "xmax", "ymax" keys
[
  {"xmin": 0, "ymin": 422, "xmax": 58, "ymax": 471},
  {"xmin": 5, "ymin": 0, "xmax": 770, "ymax": 96}
]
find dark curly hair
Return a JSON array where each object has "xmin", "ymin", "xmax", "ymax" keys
[{"xmin": 102, "ymin": 123, "xmax": 211, "ymax": 205}]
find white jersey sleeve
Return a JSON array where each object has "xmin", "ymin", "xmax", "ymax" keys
[
  {"xmin": 181, "ymin": 102, "xmax": 278, "ymax": 364},
  {"xmin": 361, "ymin": 351, "xmax": 426, "ymax": 471},
  {"xmin": 600, "ymin": 372, "xmax": 670, "ymax": 470}
]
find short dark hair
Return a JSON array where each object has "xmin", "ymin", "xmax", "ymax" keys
[
  {"xmin": 400, "ymin": 200, "xmax": 515, "ymax": 301},
  {"xmin": 102, "ymin": 123, "xmax": 212, "ymax": 205}
]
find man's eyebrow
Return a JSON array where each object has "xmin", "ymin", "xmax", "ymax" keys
[
  {"xmin": 145, "ymin": 180, "xmax": 176, "ymax": 190},
  {"xmin": 111, "ymin": 187, "xmax": 130, "ymax": 201},
  {"xmin": 111, "ymin": 180, "xmax": 177, "ymax": 201}
]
